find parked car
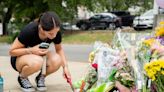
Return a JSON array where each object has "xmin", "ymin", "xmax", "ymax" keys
[
  {"xmin": 76, "ymin": 13, "xmax": 121, "ymax": 30},
  {"xmin": 133, "ymin": 9, "xmax": 154, "ymax": 30},
  {"xmin": 61, "ymin": 22, "xmax": 79, "ymax": 31},
  {"xmin": 110, "ymin": 11, "xmax": 135, "ymax": 27},
  {"xmin": 133, "ymin": 9, "xmax": 164, "ymax": 30}
]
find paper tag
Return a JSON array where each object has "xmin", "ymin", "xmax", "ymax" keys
[
  {"xmin": 148, "ymin": 79, "xmax": 151, "ymax": 88},
  {"xmin": 137, "ymin": 80, "xmax": 142, "ymax": 89}
]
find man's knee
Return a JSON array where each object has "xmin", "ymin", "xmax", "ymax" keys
[
  {"xmin": 26, "ymin": 56, "xmax": 44, "ymax": 71},
  {"xmin": 30, "ymin": 61, "xmax": 43, "ymax": 69},
  {"xmin": 16, "ymin": 55, "xmax": 43, "ymax": 71},
  {"xmin": 49, "ymin": 54, "xmax": 62, "ymax": 67}
]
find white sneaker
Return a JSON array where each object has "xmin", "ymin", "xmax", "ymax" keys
[
  {"xmin": 18, "ymin": 76, "xmax": 35, "ymax": 92},
  {"xmin": 35, "ymin": 73, "xmax": 47, "ymax": 91}
]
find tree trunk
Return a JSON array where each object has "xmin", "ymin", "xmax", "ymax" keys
[
  {"xmin": 2, "ymin": 6, "xmax": 13, "ymax": 35},
  {"xmin": 2, "ymin": 22, "xmax": 7, "ymax": 35}
]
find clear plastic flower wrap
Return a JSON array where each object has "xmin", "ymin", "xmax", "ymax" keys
[
  {"xmin": 97, "ymin": 46, "xmax": 120, "ymax": 86},
  {"xmin": 114, "ymin": 29, "xmax": 152, "ymax": 92}
]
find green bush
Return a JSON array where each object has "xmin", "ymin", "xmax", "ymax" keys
[
  {"xmin": 11, "ymin": 31, "xmax": 20, "ymax": 42},
  {"xmin": 0, "ymin": 35, "xmax": 12, "ymax": 43}
]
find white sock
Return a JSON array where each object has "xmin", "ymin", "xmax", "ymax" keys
[{"xmin": 19, "ymin": 73, "xmax": 26, "ymax": 78}]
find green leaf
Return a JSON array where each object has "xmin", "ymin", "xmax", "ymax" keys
[{"xmin": 108, "ymin": 69, "xmax": 117, "ymax": 81}]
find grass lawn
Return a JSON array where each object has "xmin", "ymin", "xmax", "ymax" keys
[
  {"xmin": 62, "ymin": 31, "xmax": 115, "ymax": 44},
  {"xmin": 62, "ymin": 29, "xmax": 153, "ymax": 44},
  {"xmin": 0, "ymin": 36, "xmax": 12, "ymax": 43},
  {"xmin": 0, "ymin": 29, "xmax": 153, "ymax": 44}
]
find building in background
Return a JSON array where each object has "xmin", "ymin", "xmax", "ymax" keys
[{"xmin": 77, "ymin": 6, "xmax": 94, "ymax": 19}]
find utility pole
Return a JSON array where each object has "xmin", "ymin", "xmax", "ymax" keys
[
  {"xmin": 153, "ymin": 0, "xmax": 159, "ymax": 14},
  {"xmin": 153, "ymin": 0, "xmax": 159, "ymax": 29}
]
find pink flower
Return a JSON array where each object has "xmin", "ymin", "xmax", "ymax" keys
[{"xmin": 151, "ymin": 43, "xmax": 164, "ymax": 53}]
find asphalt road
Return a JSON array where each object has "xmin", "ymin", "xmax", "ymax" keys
[{"xmin": 0, "ymin": 43, "xmax": 93, "ymax": 62}]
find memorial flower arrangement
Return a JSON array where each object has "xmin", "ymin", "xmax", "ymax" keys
[{"xmin": 72, "ymin": 21, "xmax": 164, "ymax": 92}]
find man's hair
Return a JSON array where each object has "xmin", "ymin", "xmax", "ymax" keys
[{"xmin": 39, "ymin": 11, "xmax": 61, "ymax": 31}]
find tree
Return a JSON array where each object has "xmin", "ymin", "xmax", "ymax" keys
[
  {"xmin": 0, "ymin": 0, "xmax": 48, "ymax": 35},
  {"xmin": 0, "ymin": 0, "xmax": 154, "ymax": 35},
  {"xmin": 14, "ymin": 0, "xmax": 48, "ymax": 22},
  {"xmin": 142, "ymin": 0, "xmax": 153, "ymax": 11},
  {"xmin": 12, "ymin": 0, "xmax": 48, "ymax": 32},
  {"xmin": 0, "ymin": 0, "xmax": 14, "ymax": 35}
]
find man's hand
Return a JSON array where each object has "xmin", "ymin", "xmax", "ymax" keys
[
  {"xmin": 115, "ymin": 81, "xmax": 131, "ymax": 92},
  {"xmin": 30, "ymin": 45, "xmax": 48, "ymax": 56},
  {"xmin": 63, "ymin": 66, "xmax": 71, "ymax": 80}
]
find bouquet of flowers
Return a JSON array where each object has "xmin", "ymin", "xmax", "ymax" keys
[
  {"xmin": 73, "ymin": 65, "xmax": 98, "ymax": 92},
  {"xmin": 114, "ymin": 57, "xmax": 135, "ymax": 88},
  {"xmin": 143, "ymin": 21, "xmax": 164, "ymax": 92},
  {"xmin": 144, "ymin": 59, "xmax": 164, "ymax": 92},
  {"xmin": 114, "ymin": 30, "xmax": 151, "ymax": 92}
]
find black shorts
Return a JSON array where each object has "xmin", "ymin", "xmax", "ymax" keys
[{"xmin": 10, "ymin": 57, "xmax": 18, "ymax": 71}]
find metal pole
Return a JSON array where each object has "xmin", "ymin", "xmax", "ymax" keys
[{"xmin": 153, "ymin": 0, "xmax": 159, "ymax": 29}]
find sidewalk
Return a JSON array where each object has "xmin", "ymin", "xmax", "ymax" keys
[{"xmin": 0, "ymin": 56, "xmax": 88, "ymax": 92}]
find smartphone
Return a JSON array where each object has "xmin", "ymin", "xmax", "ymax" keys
[{"xmin": 39, "ymin": 42, "xmax": 50, "ymax": 49}]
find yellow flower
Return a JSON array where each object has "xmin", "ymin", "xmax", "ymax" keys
[
  {"xmin": 160, "ymin": 21, "xmax": 164, "ymax": 25},
  {"xmin": 152, "ymin": 61, "xmax": 160, "ymax": 66},
  {"xmin": 144, "ymin": 63, "xmax": 151, "ymax": 71},
  {"xmin": 147, "ymin": 71, "xmax": 156, "ymax": 78},
  {"xmin": 88, "ymin": 51, "xmax": 95, "ymax": 63},
  {"xmin": 151, "ymin": 76, "xmax": 156, "ymax": 81},
  {"xmin": 144, "ymin": 59, "xmax": 164, "ymax": 81},
  {"xmin": 161, "ymin": 71, "xmax": 164, "ymax": 75},
  {"xmin": 155, "ymin": 22, "xmax": 164, "ymax": 36},
  {"xmin": 161, "ymin": 62, "xmax": 164, "ymax": 68},
  {"xmin": 156, "ymin": 30, "xmax": 164, "ymax": 36},
  {"xmin": 152, "ymin": 66, "xmax": 161, "ymax": 72},
  {"xmin": 143, "ymin": 38, "xmax": 155, "ymax": 46}
]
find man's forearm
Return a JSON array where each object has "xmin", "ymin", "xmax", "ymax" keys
[
  {"xmin": 9, "ymin": 48, "xmax": 32, "ymax": 57},
  {"xmin": 56, "ymin": 49, "xmax": 68, "ymax": 68}
]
